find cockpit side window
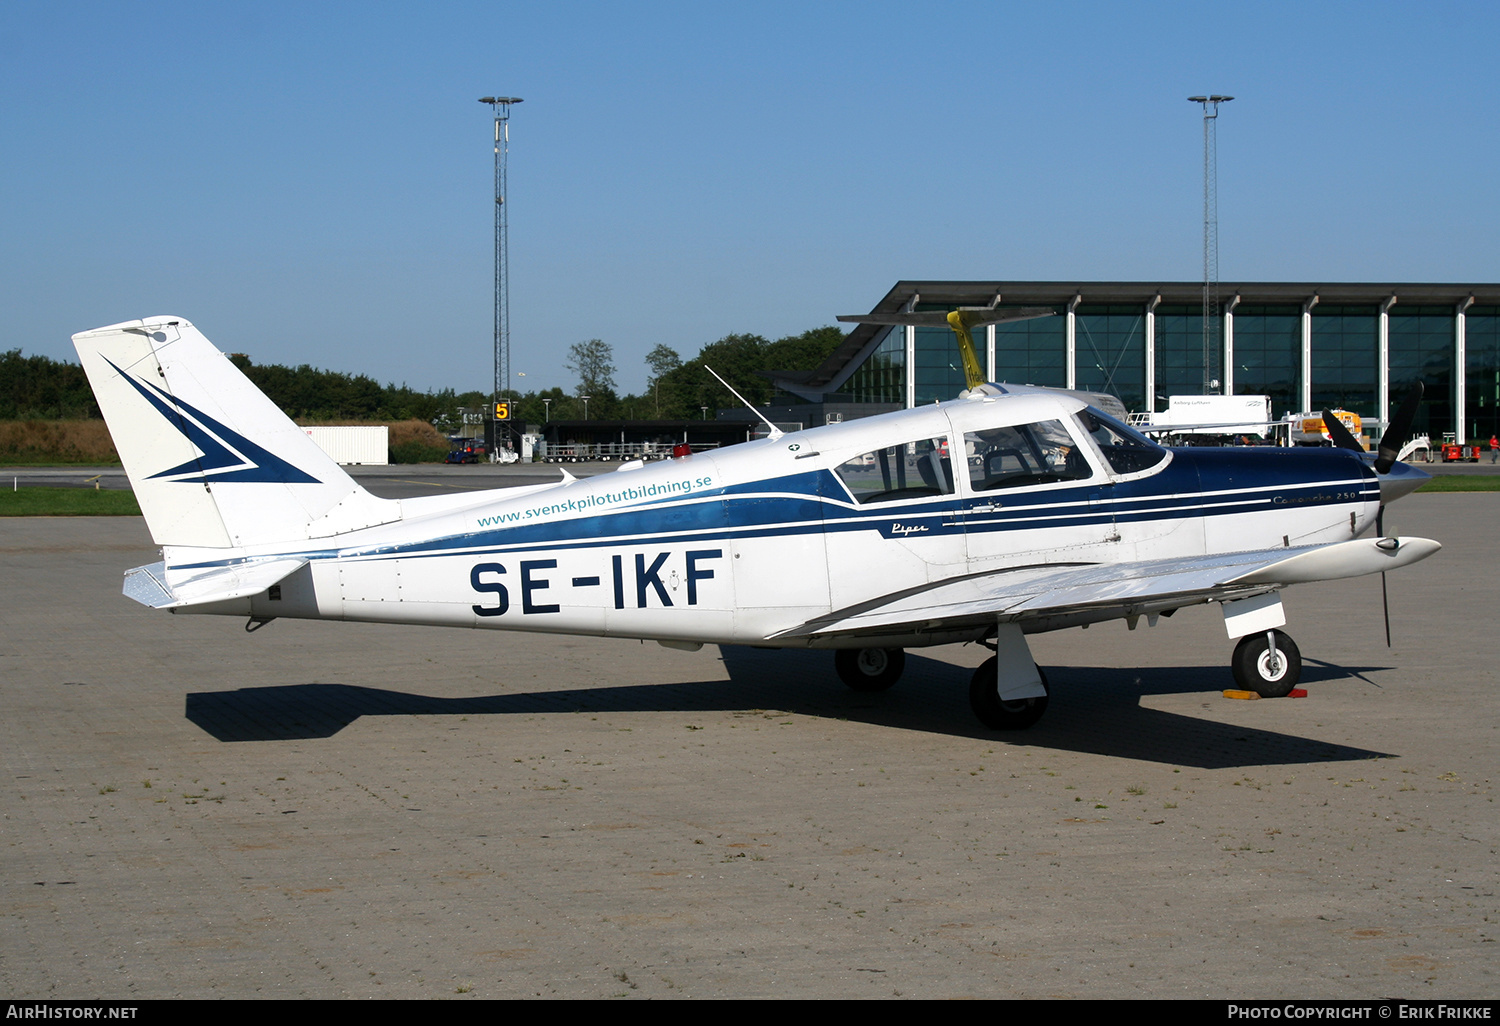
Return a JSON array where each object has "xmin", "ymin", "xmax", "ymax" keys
[
  {"xmin": 834, "ymin": 437, "xmax": 954, "ymax": 504},
  {"xmin": 963, "ymin": 420, "xmax": 1092, "ymax": 492},
  {"xmin": 1077, "ymin": 407, "xmax": 1169, "ymax": 476}
]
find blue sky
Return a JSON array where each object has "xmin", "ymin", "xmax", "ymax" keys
[{"xmin": 2, "ymin": 1, "xmax": 1496, "ymax": 395}]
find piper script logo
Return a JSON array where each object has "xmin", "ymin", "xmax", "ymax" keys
[{"xmin": 106, "ymin": 357, "xmax": 321, "ymax": 485}]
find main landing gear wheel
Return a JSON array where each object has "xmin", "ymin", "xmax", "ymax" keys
[
  {"xmin": 1231, "ymin": 630, "xmax": 1302, "ymax": 698},
  {"xmin": 968, "ymin": 658, "xmax": 1049, "ymax": 730},
  {"xmin": 835, "ymin": 647, "xmax": 905, "ymax": 692}
]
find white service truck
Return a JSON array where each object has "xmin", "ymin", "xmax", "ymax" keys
[{"xmin": 1140, "ymin": 395, "xmax": 1273, "ymax": 441}]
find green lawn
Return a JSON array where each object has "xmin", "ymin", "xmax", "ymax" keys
[
  {"xmin": 1415, "ymin": 474, "xmax": 1500, "ymax": 492},
  {"xmin": 0, "ymin": 487, "xmax": 142, "ymax": 516}
]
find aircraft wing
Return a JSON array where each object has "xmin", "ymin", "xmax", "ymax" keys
[{"xmin": 769, "ymin": 536, "xmax": 1440, "ymax": 642}]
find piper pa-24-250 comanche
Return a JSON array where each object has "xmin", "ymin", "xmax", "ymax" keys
[{"xmin": 74, "ymin": 307, "xmax": 1438, "ymax": 730}]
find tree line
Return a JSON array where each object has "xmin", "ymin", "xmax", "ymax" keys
[
  {"xmin": 0, "ymin": 350, "xmax": 100, "ymax": 419},
  {"xmin": 1, "ymin": 324, "xmax": 844, "ymax": 428},
  {"xmin": 544, "ymin": 325, "xmax": 844, "ymax": 422}
]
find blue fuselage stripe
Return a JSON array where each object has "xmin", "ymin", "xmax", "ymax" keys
[{"xmin": 170, "ymin": 448, "xmax": 1374, "ymax": 571}]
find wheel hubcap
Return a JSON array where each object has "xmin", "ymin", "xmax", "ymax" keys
[
  {"xmin": 1257, "ymin": 650, "xmax": 1287, "ymax": 682},
  {"xmin": 856, "ymin": 650, "xmax": 888, "ymax": 676}
]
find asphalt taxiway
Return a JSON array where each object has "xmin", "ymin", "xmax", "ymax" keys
[{"xmin": 0, "ymin": 493, "xmax": 1495, "ymax": 998}]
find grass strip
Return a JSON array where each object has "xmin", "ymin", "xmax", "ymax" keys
[
  {"xmin": 1415, "ymin": 474, "xmax": 1500, "ymax": 492},
  {"xmin": 0, "ymin": 487, "xmax": 143, "ymax": 516}
]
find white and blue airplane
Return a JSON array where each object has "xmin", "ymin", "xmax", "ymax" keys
[{"xmin": 73, "ymin": 313, "xmax": 1439, "ymax": 730}]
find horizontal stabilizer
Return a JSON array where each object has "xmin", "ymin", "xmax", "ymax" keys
[{"xmin": 124, "ymin": 558, "xmax": 308, "ymax": 609}]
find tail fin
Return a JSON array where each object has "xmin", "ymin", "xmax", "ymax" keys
[{"xmin": 73, "ymin": 317, "xmax": 397, "ymax": 547}]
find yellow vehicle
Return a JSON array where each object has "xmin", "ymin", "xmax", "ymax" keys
[{"xmin": 1291, "ymin": 410, "xmax": 1364, "ymax": 448}]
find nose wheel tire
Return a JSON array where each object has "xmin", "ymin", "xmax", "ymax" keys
[
  {"xmin": 1231, "ymin": 630, "xmax": 1302, "ymax": 698},
  {"xmin": 969, "ymin": 658, "xmax": 1049, "ymax": 730},
  {"xmin": 835, "ymin": 647, "xmax": 905, "ymax": 692}
]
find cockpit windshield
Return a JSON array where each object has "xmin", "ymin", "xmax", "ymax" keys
[{"xmin": 1077, "ymin": 407, "xmax": 1168, "ymax": 476}]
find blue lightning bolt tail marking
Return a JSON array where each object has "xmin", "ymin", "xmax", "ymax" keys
[{"xmin": 105, "ymin": 357, "xmax": 321, "ymax": 485}]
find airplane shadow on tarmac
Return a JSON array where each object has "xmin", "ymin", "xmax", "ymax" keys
[{"xmin": 183, "ymin": 646, "xmax": 1393, "ymax": 768}]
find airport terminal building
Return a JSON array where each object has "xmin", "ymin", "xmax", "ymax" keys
[{"xmin": 771, "ymin": 281, "xmax": 1500, "ymax": 441}]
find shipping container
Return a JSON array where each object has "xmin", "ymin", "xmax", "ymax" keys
[{"xmin": 302, "ymin": 425, "xmax": 389, "ymax": 465}]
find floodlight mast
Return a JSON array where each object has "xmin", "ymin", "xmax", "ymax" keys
[
  {"xmin": 479, "ymin": 96, "xmax": 523, "ymax": 440},
  {"xmin": 1189, "ymin": 94, "xmax": 1232, "ymax": 395}
]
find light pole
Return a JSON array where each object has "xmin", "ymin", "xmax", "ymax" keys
[
  {"xmin": 542, "ymin": 398, "xmax": 551, "ymax": 422},
  {"xmin": 580, "ymin": 395, "xmax": 591, "ymax": 420},
  {"xmin": 1189, "ymin": 94, "xmax": 1232, "ymax": 395},
  {"xmin": 478, "ymin": 96, "xmax": 523, "ymax": 428}
]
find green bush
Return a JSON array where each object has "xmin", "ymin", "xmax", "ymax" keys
[{"xmin": 389, "ymin": 441, "xmax": 450, "ymax": 464}]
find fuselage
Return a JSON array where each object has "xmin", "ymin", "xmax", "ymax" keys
[{"xmin": 168, "ymin": 392, "xmax": 1380, "ymax": 647}]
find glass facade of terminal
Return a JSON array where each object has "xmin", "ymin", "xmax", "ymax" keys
[
  {"xmin": 823, "ymin": 286, "xmax": 1499, "ymax": 441},
  {"xmin": 828, "ymin": 285, "xmax": 1500, "ymax": 440},
  {"xmin": 913, "ymin": 323, "xmax": 969, "ymax": 405},
  {"xmin": 1074, "ymin": 304, "xmax": 1147, "ymax": 413},
  {"xmin": 1388, "ymin": 306, "xmax": 1454, "ymax": 438},
  {"xmin": 1467, "ymin": 307, "xmax": 1500, "ymax": 441},
  {"xmin": 1230, "ymin": 304, "xmax": 1301, "ymax": 417},
  {"xmin": 1308, "ymin": 305, "xmax": 1379, "ymax": 419},
  {"xmin": 1153, "ymin": 304, "xmax": 1208, "ymax": 401},
  {"xmin": 844, "ymin": 327, "xmax": 905, "ymax": 404},
  {"xmin": 993, "ymin": 305, "xmax": 1066, "ymax": 389}
]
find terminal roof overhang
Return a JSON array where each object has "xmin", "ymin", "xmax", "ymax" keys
[{"xmin": 776, "ymin": 279, "xmax": 1500, "ymax": 396}]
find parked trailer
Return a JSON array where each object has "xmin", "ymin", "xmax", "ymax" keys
[{"xmin": 302, "ymin": 425, "xmax": 389, "ymax": 465}]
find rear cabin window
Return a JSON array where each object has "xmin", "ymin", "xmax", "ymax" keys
[
  {"xmin": 963, "ymin": 420, "xmax": 1092, "ymax": 492},
  {"xmin": 834, "ymin": 438, "xmax": 954, "ymax": 504}
]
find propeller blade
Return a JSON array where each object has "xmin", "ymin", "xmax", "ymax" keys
[
  {"xmin": 1321, "ymin": 409, "xmax": 1364, "ymax": 453},
  {"xmin": 1381, "ymin": 571, "xmax": 1391, "ymax": 648},
  {"xmin": 1376, "ymin": 381, "xmax": 1424, "ymax": 474},
  {"xmin": 1377, "ymin": 504, "xmax": 1391, "ymax": 647}
]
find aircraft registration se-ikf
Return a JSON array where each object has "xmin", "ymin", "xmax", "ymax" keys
[{"xmin": 73, "ymin": 312, "xmax": 1439, "ymax": 730}]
